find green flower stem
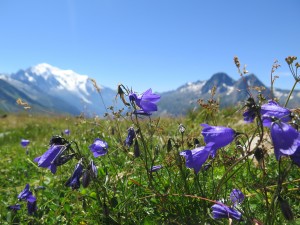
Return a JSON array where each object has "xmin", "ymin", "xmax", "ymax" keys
[{"xmin": 284, "ymin": 80, "xmax": 298, "ymax": 107}]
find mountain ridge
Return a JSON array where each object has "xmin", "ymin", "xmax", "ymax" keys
[{"xmin": 0, "ymin": 64, "xmax": 299, "ymax": 116}]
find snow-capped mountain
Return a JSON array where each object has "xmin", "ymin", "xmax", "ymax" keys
[
  {"xmin": 1, "ymin": 64, "xmax": 120, "ymax": 115},
  {"xmin": 11, "ymin": 63, "xmax": 93, "ymax": 103},
  {"xmin": 158, "ymin": 73, "xmax": 300, "ymax": 116},
  {"xmin": 1, "ymin": 65, "xmax": 299, "ymax": 116}
]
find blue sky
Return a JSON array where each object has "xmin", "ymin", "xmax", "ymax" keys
[{"xmin": 0, "ymin": 0, "xmax": 299, "ymax": 92}]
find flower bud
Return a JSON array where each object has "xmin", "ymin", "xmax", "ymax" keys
[
  {"xmin": 254, "ymin": 147, "xmax": 264, "ymax": 163},
  {"xmin": 82, "ymin": 170, "xmax": 91, "ymax": 188},
  {"xmin": 134, "ymin": 139, "xmax": 140, "ymax": 157},
  {"xmin": 178, "ymin": 124, "xmax": 186, "ymax": 134},
  {"xmin": 278, "ymin": 196, "xmax": 294, "ymax": 221}
]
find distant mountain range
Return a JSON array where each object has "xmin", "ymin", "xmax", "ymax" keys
[
  {"xmin": 158, "ymin": 72, "xmax": 300, "ymax": 116},
  {"xmin": 0, "ymin": 63, "xmax": 119, "ymax": 116},
  {"xmin": 0, "ymin": 64, "xmax": 299, "ymax": 116}
]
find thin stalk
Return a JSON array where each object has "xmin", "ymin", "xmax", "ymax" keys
[{"xmin": 284, "ymin": 80, "xmax": 298, "ymax": 107}]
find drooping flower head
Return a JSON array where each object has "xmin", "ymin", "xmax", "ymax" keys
[
  {"xmin": 243, "ymin": 109, "xmax": 257, "ymax": 123},
  {"xmin": 270, "ymin": 120, "xmax": 300, "ymax": 160},
  {"xmin": 261, "ymin": 100, "xmax": 291, "ymax": 127},
  {"xmin": 27, "ymin": 200, "xmax": 37, "ymax": 215},
  {"xmin": 180, "ymin": 144, "xmax": 212, "ymax": 174},
  {"xmin": 64, "ymin": 129, "xmax": 70, "ymax": 135},
  {"xmin": 129, "ymin": 88, "xmax": 160, "ymax": 114},
  {"xmin": 211, "ymin": 203, "xmax": 242, "ymax": 221},
  {"xmin": 18, "ymin": 184, "xmax": 36, "ymax": 203},
  {"xmin": 90, "ymin": 160, "xmax": 98, "ymax": 178},
  {"xmin": 89, "ymin": 138, "xmax": 108, "ymax": 157},
  {"xmin": 21, "ymin": 139, "xmax": 30, "ymax": 148},
  {"xmin": 34, "ymin": 145, "xmax": 65, "ymax": 174},
  {"xmin": 201, "ymin": 124, "xmax": 236, "ymax": 157},
  {"xmin": 82, "ymin": 160, "xmax": 98, "ymax": 188},
  {"xmin": 124, "ymin": 127, "xmax": 136, "ymax": 147},
  {"xmin": 230, "ymin": 189, "xmax": 245, "ymax": 206},
  {"xmin": 65, "ymin": 161, "xmax": 84, "ymax": 190},
  {"xmin": 243, "ymin": 97, "xmax": 259, "ymax": 123}
]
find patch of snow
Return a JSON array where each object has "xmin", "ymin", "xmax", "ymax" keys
[
  {"xmin": 28, "ymin": 63, "xmax": 99, "ymax": 103},
  {"xmin": 180, "ymin": 81, "xmax": 206, "ymax": 93},
  {"xmin": 25, "ymin": 72, "xmax": 35, "ymax": 82},
  {"xmin": 273, "ymin": 90, "xmax": 288, "ymax": 99},
  {"xmin": 223, "ymin": 83, "xmax": 235, "ymax": 95}
]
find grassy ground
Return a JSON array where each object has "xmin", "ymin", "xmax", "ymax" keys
[{"xmin": 0, "ymin": 109, "xmax": 299, "ymax": 224}]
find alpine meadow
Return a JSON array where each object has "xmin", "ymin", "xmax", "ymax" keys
[{"xmin": 1, "ymin": 56, "xmax": 300, "ymax": 225}]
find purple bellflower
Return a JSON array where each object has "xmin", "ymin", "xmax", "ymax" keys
[
  {"xmin": 261, "ymin": 100, "xmax": 291, "ymax": 127},
  {"xmin": 211, "ymin": 203, "xmax": 242, "ymax": 221},
  {"xmin": 270, "ymin": 120, "xmax": 300, "ymax": 160},
  {"xmin": 201, "ymin": 124, "xmax": 236, "ymax": 157},
  {"xmin": 21, "ymin": 139, "xmax": 30, "ymax": 148},
  {"xmin": 64, "ymin": 129, "xmax": 70, "ymax": 135},
  {"xmin": 129, "ymin": 88, "xmax": 160, "ymax": 114},
  {"xmin": 230, "ymin": 189, "xmax": 245, "ymax": 206},
  {"xmin": 18, "ymin": 184, "xmax": 36, "ymax": 203},
  {"xmin": 34, "ymin": 145, "xmax": 65, "ymax": 174},
  {"xmin": 82, "ymin": 160, "xmax": 98, "ymax": 188},
  {"xmin": 180, "ymin": 145, "xmax": 212, "ymax": 174},
  {"xmin": 90, "ymin": 160, "xmax": 98, "ymax": 178},
  {"xmin": 125, "ymin": 127, "xmax": 136, "ymax": 147},
  {"xmin": 243, "ymin": 109, "xmax": 257, "ymax": 123},
  {"xmin": 89, "ymin": 138, "xmax": 108, "ymax": 157},
  {"xmin": 65, "ymin": 162, "xmax": 84, "ymax": 190},
  {"xmin": 7, "ymin": 204, "xmax": 21, "ymax": 212},
  {"xmin": 17, "ymin": 184, "xmax": 37, "ymax": 215},
  {"xmin": 27, "ymin": 200, "xmax": 37, "ymax": 215},
  {"xmin": 150, "ymin": 165, "xmax": 163, "ymax": 172},
  {"xmin": 243, "ymin": 97, "xmax": 259, "ymax": 123}
]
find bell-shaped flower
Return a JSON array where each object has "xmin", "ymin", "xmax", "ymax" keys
[
  {"xmin": 7, "ymin": 204, "xmax": 21, "ymax": 212},
  {"xmin": 230, "ymin": 189, "xmax": 245, "ymax": 206},
  {"xmin": 65, "ymin": 162, "xmax": 84, "ymax": 190},
  {"xmin": 124, "ymin": 127, "xmax": 135, "ymax": 147},
  {"xmin": 261, "ymin": 100, "xmax": 291, "ymax": 127},
  {"xmin": 243, "ymin": 109, "xmax": 257, "ymax": 123},
  {"xmin": 27, "ymin": 200, "xmax": 37, "ymax": 215},
  {"xmin": 21, "ymin": 139, "xmax": 30, "ymax": 148},
  {"xmin": 90, "ymin": 160, "xmax": 98, "ymax": 178},
  {"xmin": 82, "ymin": 160, "xmax": 98, "ymax": 188},
  {"xmin": 150, "ymin": 165, "xmax": 163, "ymax": 172},
  {"xmin": 129, "ymin": 88, "xmax": 160, "ymax": 114},
  {"xmin": 243, "ymin": 97, "xmax": 259, "ymax": 123},
  {"xmin": 211, "ymin": 203, "xmax": 242, "ymax": 220},
  {"xmin": 180, "ymin": 144, "xmax": 212, "ymax": 174},
  {"xmin": 34, "ymin": 145, "xmax": 65, "ymax": 174},
  {"xmin": 201, "ymin": 124, "xmax": 235, "ymax": 157},
  {"xmin": 270, "ymin": 120, "xmax": 300, "ymax": 160},
  {"xmin": 89, "ymin": 138, "xmax": 108, "ymax": 157},
  {"xmin": 18, "ymin": 184, "xmax": 36, "ymax": 203}
]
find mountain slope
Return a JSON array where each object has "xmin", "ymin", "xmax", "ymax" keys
[
  {"xmin": 1, "ymin": 65, "xmax": 299, "ymax": 116},
  {"xmin": 157, "ymin": 73, "xmax": 296, "ymax": 116},
  {"xmin": 1, "ymin": 64, "xmax": 120, "ymax": 116},
  {"xmin": 0, "ymin": 74, "xmax": 82, "ymax": 114}
]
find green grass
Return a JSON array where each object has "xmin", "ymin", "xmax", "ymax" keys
[{"xmin": 0, "ymin": 108, "xmax": 299, "ymax": 224}]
